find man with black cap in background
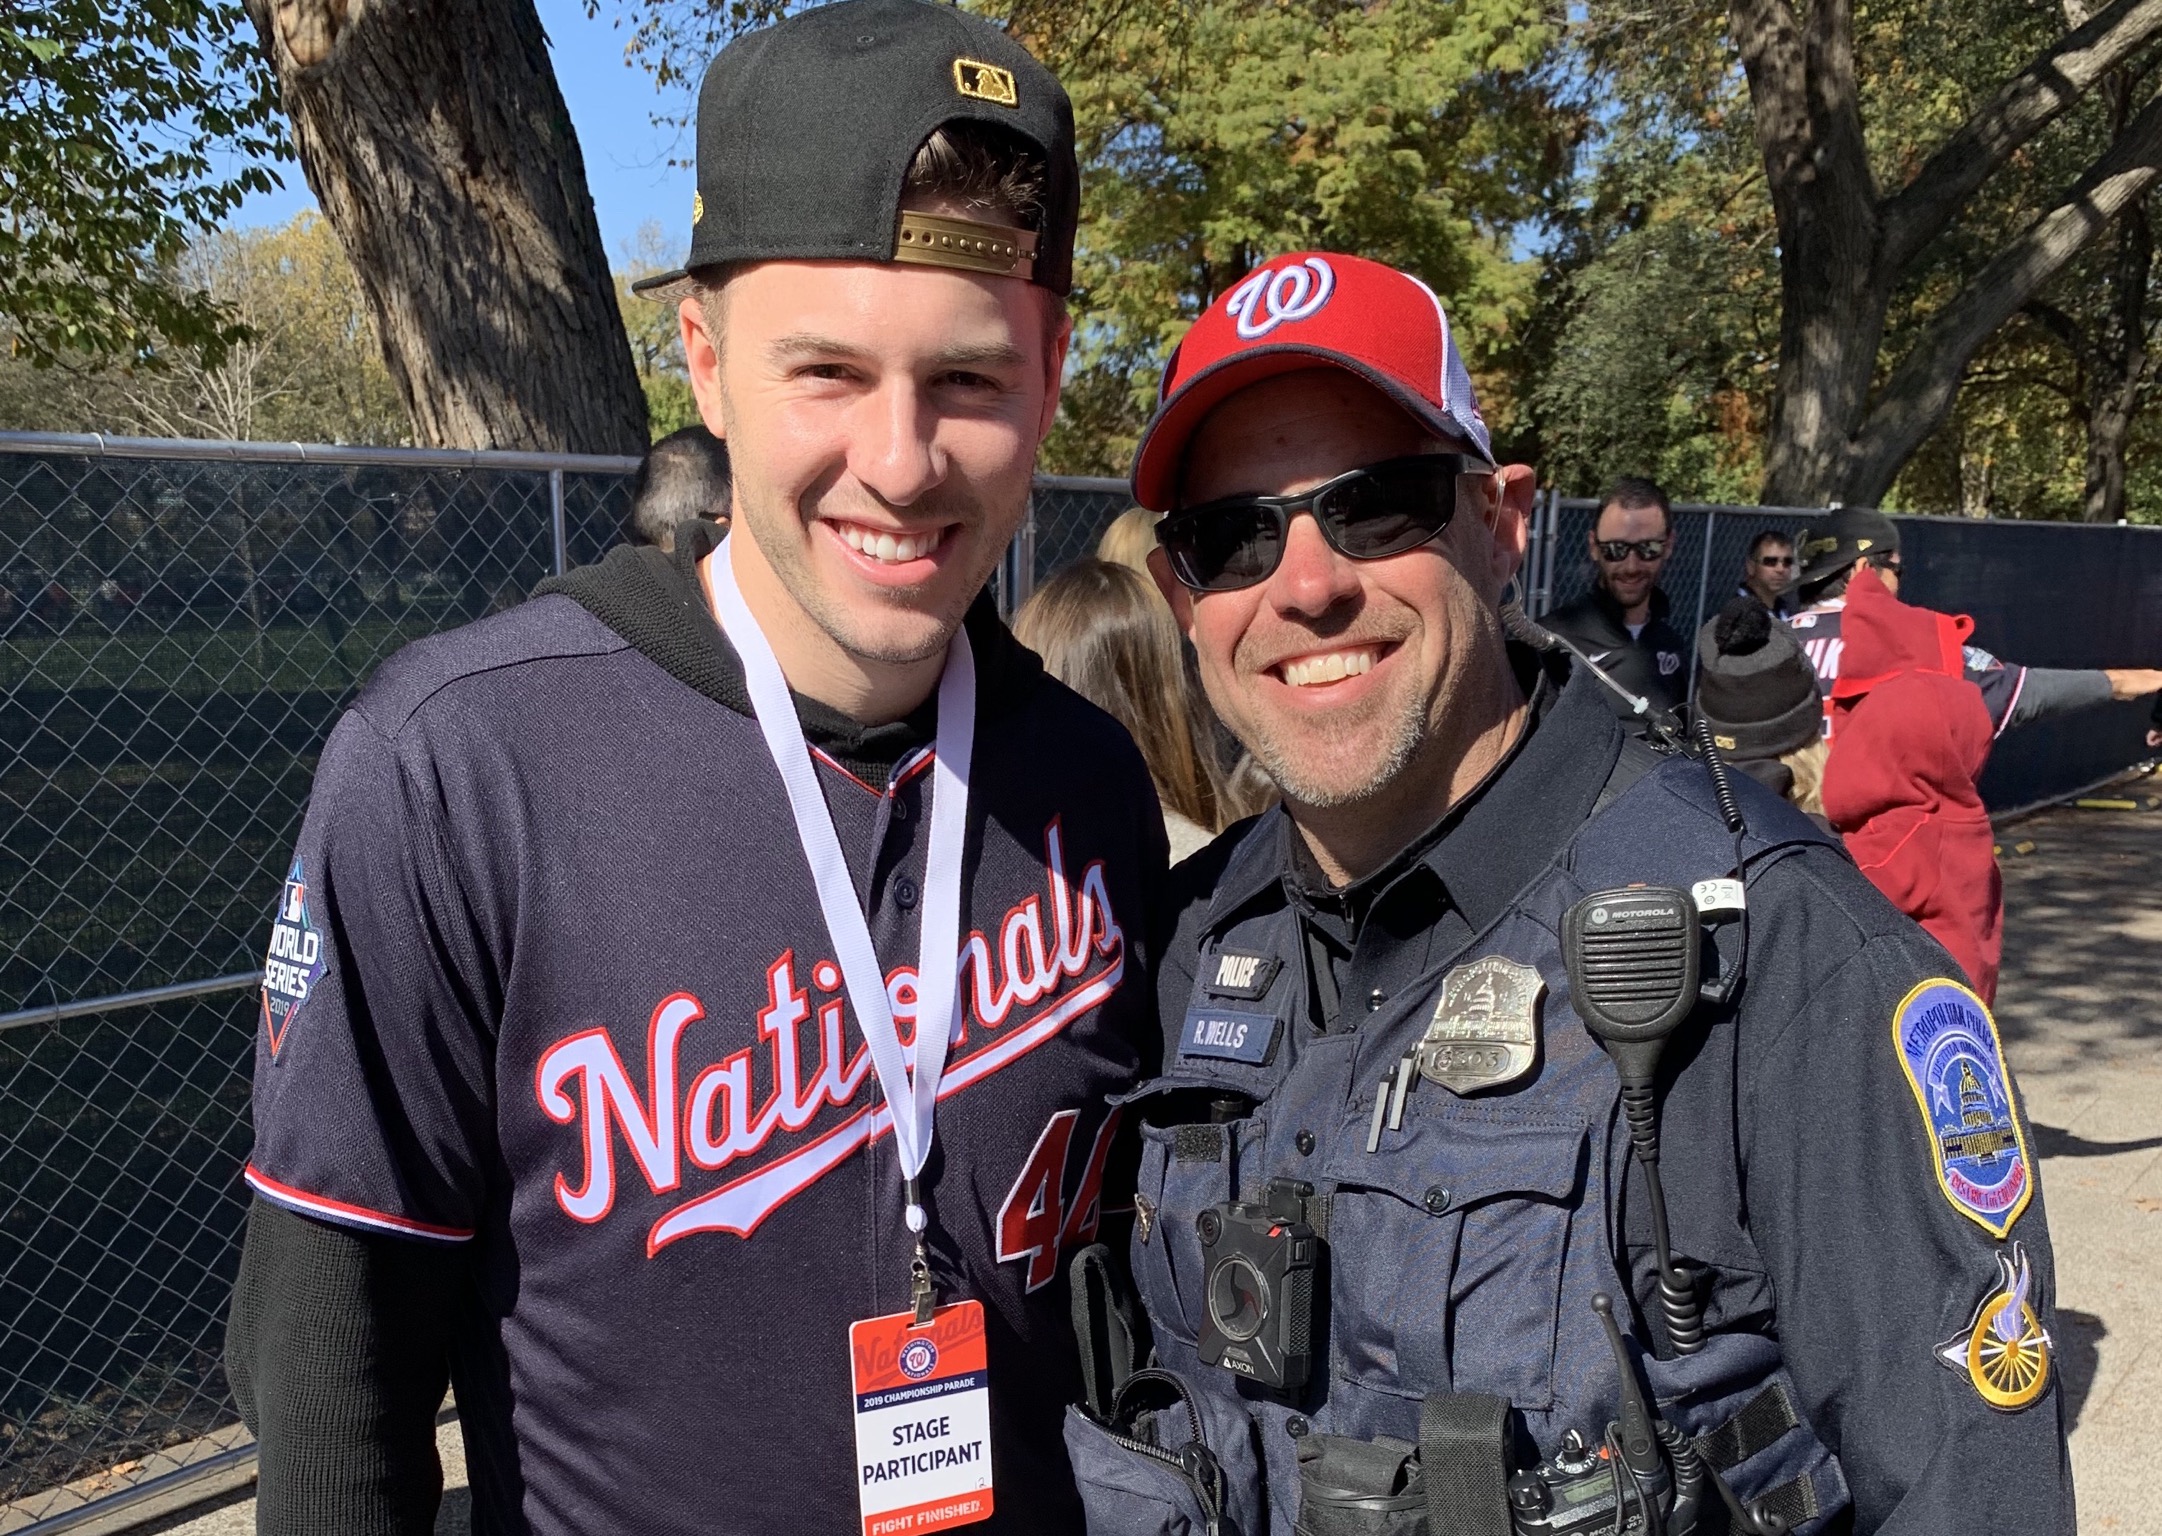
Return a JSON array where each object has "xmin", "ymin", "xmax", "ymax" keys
[
  {"xmin": 224, "ymin": 5, "xmax": 1162, "ymax": 1532},
  {"xmin": 1789, "ymin": 505, "xmax": 2162, "ymax": 738}
]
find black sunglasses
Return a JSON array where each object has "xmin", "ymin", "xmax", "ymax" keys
[
  {"xmin": 1753, "ymin": 553, "xmax": 1795, "ymax": 568},
  {"xmin": 1595, "ymin": 538, "xmax": 1668, "ymax": 563},
  {"xmin": 1156, "ymin": 453, "xmax": 1479, "ymax": 593}
]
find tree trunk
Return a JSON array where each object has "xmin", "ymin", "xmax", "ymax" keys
[
  {"xmin": 2082, "ymin": 201, "xmax": 2152, "ymax": 520},
  {"xmin": 1734, "ymin": 0, "xmax": 2162, "ymax": 506},
  {"xmin": 245, "ymin": 0, "xmax": 647, "ymax": 454}
]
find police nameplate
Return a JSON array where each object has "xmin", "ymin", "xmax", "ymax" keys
[
  {"xmin": 1180, "ymin": 1007, "xmax": 1279, "ymax": 1066},
  {"xmin": 1893, "ymin": 979, "xmax": 2033, "ymax": 1237},
  {"xmin": 1416, "ymin": 956, "xmax": 1542, "ymax": 1094}
]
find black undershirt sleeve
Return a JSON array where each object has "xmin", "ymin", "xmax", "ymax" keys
[{"xmin": 226, "ymin": 1198, "xmax": 462, "ymax": 1535}]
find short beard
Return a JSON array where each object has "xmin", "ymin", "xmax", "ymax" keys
[{"xmin": 1241, "ymin": 694, "xmax": 1429, "ymax": 810}]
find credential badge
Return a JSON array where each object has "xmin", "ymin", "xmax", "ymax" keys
[
  {"xmin": 1416, "ymin": 956, "xmax": 1543, "ymax": 1094},
  {"xmin": 953, "ymin": 58, "xmax": 1019, "ymax": 106}
]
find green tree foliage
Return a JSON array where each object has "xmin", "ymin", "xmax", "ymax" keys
[
  {"xmin": 614, "ymin": 223, "xmax": 703, "ymax": 441},
  {"xmin": 1024, "ymin": 0, "xmax": 1575, "ymax": 473},
  {"xmin": 585, "ymin": 0, "xmax": 1575, "ymax": 475},
  {"xmin": 0, "ymin": 0, "xmax": 285, "ymax": 366},
  {"xmin": 1541, "ymin": 0, "xmax": 2162, "ymax": 512}
]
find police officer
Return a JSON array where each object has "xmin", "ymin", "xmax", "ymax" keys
[
  {"xmin": 1540, "ymin": 476, "xmax": 1691, "ymax": 725},
  {"xmin": 1790, "ymin": 506, "xmax": 2162, "ymax": 736},
  {"xmin": 1058, "ymin": 253, "xmax": 2071, "ymax": 1533},
  {"xmin": 226, "ymin": 6, "xmax": 1160, "ymax": 1532}
]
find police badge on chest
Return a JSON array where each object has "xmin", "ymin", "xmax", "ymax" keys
[{"xmin": 1417, "ymin": 956, "xmax": 1544, "ymax": 1094}]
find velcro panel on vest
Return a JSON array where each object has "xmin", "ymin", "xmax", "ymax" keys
[
  {"xmin": 1753, "ymin": 1470, "xmax": 1823, "ymax": 1529},
  {"xmin": 1174, "ymin": 1124, "xmax": 1224, "ymax": 1163},
  {"xmin": 1694, "ymin": 1381, "xmax": 1801, "ymax": 1471},
  {"xmin": 1418, "ymin": 1392, "xmax": 1510, "ymax": 1536}
]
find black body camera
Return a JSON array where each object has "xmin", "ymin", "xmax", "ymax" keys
[{"xmin": 1195, "ymin": 1178, "xmax": 1317, "ymax": 1394}]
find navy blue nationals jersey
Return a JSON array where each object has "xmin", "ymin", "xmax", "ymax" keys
[{"xmin": 244, "ymin": 535, "xmax": 1163, "ymax": 1534}]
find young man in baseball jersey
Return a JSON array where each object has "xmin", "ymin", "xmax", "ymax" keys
[{"xmin": 225, "ymin": 4, "xmax": 1161, "ymax": 1531}]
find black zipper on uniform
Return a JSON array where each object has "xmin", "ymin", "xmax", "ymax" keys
[{"xmin": 1102, "ymin": 1370, "xmax": 1224, "ymax": 1524}]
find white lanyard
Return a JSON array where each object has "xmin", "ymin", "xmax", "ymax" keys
[{"xmin": 702, "ymin": 536, "xmax": 973, "ymax": 1314}]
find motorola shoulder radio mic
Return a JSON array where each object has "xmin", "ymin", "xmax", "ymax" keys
[{"xmin": 1564, "ymin": 886, "xmax": 1706, "ymax": 1355}]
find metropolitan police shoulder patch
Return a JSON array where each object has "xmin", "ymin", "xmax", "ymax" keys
[
  {"xmin": 1893, "ymin": 978, "xmax": 2032, "ymax": 1236},
  {"xmin": 261, "ymin": 856, "xmax": 326, "ymax": 1057}
]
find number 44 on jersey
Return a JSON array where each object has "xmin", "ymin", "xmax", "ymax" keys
[{"xmin": 996, "ymin": 1109, "xmax": 1123, "ymax": 1291}]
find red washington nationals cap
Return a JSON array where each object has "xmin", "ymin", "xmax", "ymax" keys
[{"xmin": 1130, "ymin": 251, "xmax": 1494, "ymax": 511}]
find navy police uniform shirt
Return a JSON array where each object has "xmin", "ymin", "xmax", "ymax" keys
[
  {"xmin": 246, "ymin": 530, "xmax": 1163, "ymax": 1534},
  {"xmin": 1146, "ymin": 650, "xmax": 2071, "ymax": 1533}
]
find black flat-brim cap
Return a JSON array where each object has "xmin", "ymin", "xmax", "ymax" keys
[
  {"xmin": 1798, "ymin": 505, "xmax": 1900, "ymax": 585},
  {"xmin": 631, "ymin": 0, "xmax": 1079, "ymax": 298}
]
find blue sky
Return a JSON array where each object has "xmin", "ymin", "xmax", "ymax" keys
[{"xmin": 234, "ymin": 0, "xmax": 699, "ymax": 269}]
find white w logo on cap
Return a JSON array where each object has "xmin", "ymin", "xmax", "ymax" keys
[{"xmin": 1225, "ymin": 257, "xmax": 1336, "ymax": 340}]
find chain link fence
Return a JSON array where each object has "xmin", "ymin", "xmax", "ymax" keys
[
  {"xmin": 4, "ymin": 436, "xmax": 2157, "ymax": 1530},
  {"xmin": 0, "ymin": 435, "xmax": 634, "ymax": 1533}
]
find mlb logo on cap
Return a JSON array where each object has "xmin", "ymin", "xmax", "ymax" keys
[{"xmin": 1130, "ymin": 251, "xmax": 1493, "ymax": 511}]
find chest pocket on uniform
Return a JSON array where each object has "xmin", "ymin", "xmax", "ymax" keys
[
  {"xmin": 1124, "ymin": 1097, "xmax": 1267, "ymax": 1350},
  {"xmin": 1322, "ymin": 1108, "xmax": 1588, "ymax": 1412}
]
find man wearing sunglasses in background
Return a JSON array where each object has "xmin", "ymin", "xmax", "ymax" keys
[
  {"xmin": 1059, "ymin": 251, "xmax": 2070, "ymax": 1535},
  {"xmin": 1539, "ymin": 476, "xmax": 1690, "ymax": 727},
  {"xmin": 1739, "ymin": 528, "xmax": 1798, "ymax": 614}
]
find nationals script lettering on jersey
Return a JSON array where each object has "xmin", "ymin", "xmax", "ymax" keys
[{"xmin": 534, "ymin": 819, "xmax": 1125, "ymax": 1255}]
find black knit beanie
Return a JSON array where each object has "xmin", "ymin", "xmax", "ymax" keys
[{"xmin": 1694, "ymin": 597, "xmax": 1823, "ymax": 758}]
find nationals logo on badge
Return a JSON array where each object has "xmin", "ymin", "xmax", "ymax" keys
[
  {"xmin": 1936, "ymin": 1244, "xmax": 2052, "ymax": 1411},
  {"xmin": 261, "ymin": 857, "xmax": 326, "ymax": 1056},
  {"xmin": 1893, "ymin": 979, "xmax": 2032, "ymax": 1236},
  {"xmin": 897, "ymin": 1335, "xmax": 940, "ymax": 1381}
]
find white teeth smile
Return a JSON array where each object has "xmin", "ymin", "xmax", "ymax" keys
[
  {"xmin": 835, "ymin": 522, "xmax": 948, "ymax": 564},
  {"xmin": 1280, "ymin": 648, "xmax": 1379, "ymax": 687}
]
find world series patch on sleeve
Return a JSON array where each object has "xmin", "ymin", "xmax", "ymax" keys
[
  {"xmin": 1893, "ymin": 979, "xmax": 2033, "ymax": 1236},
  {"xmin": 850, "ymin": 1301, "xmax": 993, "ymax": 1536}
]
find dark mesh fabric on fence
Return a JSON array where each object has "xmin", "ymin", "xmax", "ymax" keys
[
  {"xmin": 0, "ymin": 443, "xmax": 628, "ymax": 1520},
  {"xmin": 4, "ymin": 436, "xmax": 2159, "ymax": 1524},
  {"xmin": 1030, "ymin": 477, "xmax": 1131, "ymax": 587},
  {"xmin": 1896, "ymin": 517, "xmax": 2162, "ymax": 810},
  {"xmin": 563, "ymin": 470, "xmax": 637, "ymax": 570},
  {"xmin": 0, "ymin": 452, "xmax": 560, "ymax": 1014}
]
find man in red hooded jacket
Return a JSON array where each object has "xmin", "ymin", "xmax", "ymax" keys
[{"xmin": 1822, "ymin": 565, "xmax": 2004, "ymax": 999}]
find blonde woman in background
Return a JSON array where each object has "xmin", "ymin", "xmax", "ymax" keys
[
  {"xmin": 1014, "ymin": 559, "xmax": 1230, "ymax": 861},
  {"xmin": 1096, "ymin": 506, "xmax": 1278, "ymax": 823},
  {"xmin": 1096, "ymin": 504, "xmax": 1161, "ymax": 580}
]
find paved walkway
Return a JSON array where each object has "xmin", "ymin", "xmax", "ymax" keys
[
  {"xmin": 1991, "ymin": 792, "xmax": 2162, "ymax": 1533},
  {"xmin": 151, "ymin": 793, "xmax": 2162, "ymax": 1534}
]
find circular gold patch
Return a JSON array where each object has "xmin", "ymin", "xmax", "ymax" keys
[{"xmin": 1966, "ymin": 1301, "xmax": 2050, "ymax": 1410}]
